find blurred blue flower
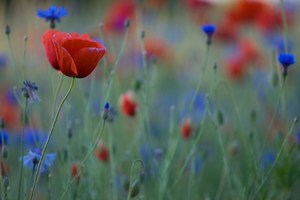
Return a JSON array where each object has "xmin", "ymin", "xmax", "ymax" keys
[
  {"xmin": 37, "ymin": 5, "xmax": 67, "ymax": 28},
  {"xmin": 262, "ymin": 151, "xmax": 276, "ymax": 169},
  {"xmin": 21, "ymin": 80, "xmax": 40, "ymax": 104},
  {"xmin": 182, "ymin": 91, "xmax": 206, "ymax": 121},
  {"xmin": 278, "ymin": 53, "xmax": 295, "ymax": 77},
  {"xmin": 5, "ymin": 89, "xmax": 18, "ymax": 105},
  {"xmin": 192, "ymin": 155, "xmax": 202, "ymax": 175},
  {"xmin": 251, "ymin": 70, "xmax": 271, "ymax": 102},
  {"xmin": 201, "ymin": 24, "xmax": 216, "ymax": 45},
  {"xmin": 278, "ymin": 53, "xmax": 295, "ymax": 67},
  {"xmin": 23, "ymin": 128, "xmax": 47, "ymax": 147},
  {"xmin": 0, "ymin": 54, "xmax": 8, "ymax": 69},
  {"xmin": 201, "ymin": 24, "xmax": 216, "ymax": 37},
  {"xmin": 20, "ymin": 148, "xmax": 56, "ymax": 173},
  {"xmin": 140, "ymin": 144, "xmax": 159, "ymax": 179},
  {"xmin": 296, "ymin": 132, "xmax": 300, "ymax": 144},
  {"xmin": 0, "ymin": 130, "xmax": 8, "ymax": 146},
  {"xmin": 268, "ymin": 35, "xmax": 293, "ymax": 53},
  {"xmin": 37, "ymin": 5, "xmax": 67, "ymax": 22}
]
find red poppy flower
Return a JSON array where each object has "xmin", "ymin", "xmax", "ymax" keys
[
  {"xmin": 119, "ymin": 90, "xmax": 138, "ymax": 117},
  {"xmin": 181, "ymin": 118, "xmax": 193, "ymax": 139},
  {"xmin": 95, "ymin": 142, "xmax": 109, "ymax": 163},
  {"xmin": 42, "ymin": 30, "xmax": 106, "ymax": 78},
  {"xmin": 71, "ymin": 163, "xmax": 80, "ymax": 184}
]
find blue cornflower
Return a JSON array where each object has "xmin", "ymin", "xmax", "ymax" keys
[
  {"xmin": 0, "ymin": 130, "xmax": 8, "ymax": 146},
  {"xmin": 0, "ymin": 53, "xmax": 8, "ymax": 69},
  {"xmin": 201, "ymin": 24, "xmax": 216, "ymax": 45},
  {"xmin": 20, "ymin": 148, "xmax": 56, "ymax": 173},
  {"xmin": 278, "ymin": 53, "xmax": 295, "ymax": 77},
  {"xmin": 37, "ymin": 5, "xmax": 67, "ymax": 29},
  {"xmin": 21, "ymin": 80, "xmax": 40, "ymax": 104}
]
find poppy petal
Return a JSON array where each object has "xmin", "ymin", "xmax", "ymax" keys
[
  {"xmin": 53, "ymin": 42, "xmax": 78, "ymax": 77},
  {"xmin": 61, "ymin": 38, "xmax": 101, "ymax": 58},
  {"xmin": 73, "ymin": 47, "xmax": 106, "ymax": 78},
  {"xmin": 42, "ymin": 30, "xmax": 59, "ymax": 69}
]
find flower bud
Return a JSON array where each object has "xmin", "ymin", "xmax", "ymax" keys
[{"xmin": 130, "ymin": 180, "xmax": 140, "ymax": 198}]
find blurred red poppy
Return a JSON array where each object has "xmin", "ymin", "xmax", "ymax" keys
[
  {"xmin": 103, "ymin": 0, "xmax": 136, "ymax": 34},
  {"xmin": 225, "ymin": 0, "xmax": 271, "ymax": 24},
  {"xmin": 119, "ymin": 90, "xmax": 138, "ymax": 117},
  {"xmin": 144, "ymin": 37, "xmax": 172, "ymax": 63},
  {"xmin": 95, "ymin": 142, "xmax": 109, "ymax": 163},
  {"xmin": 181, "ymin": 118, "xmax": 192, "ymax": 139},
  {"xmin": 42, "ymin": 30, "xmax": 106, "ymax": 78},
  {"xmin": 225, "ymin": 56, "xmax": 247, "ymax": 81},
  {"xmin": 239, "ymin": 38, "xmax": 261, "ymax": 63},
  {"xmin": 71, "ymin": 163, "xmax": 80, "ymax": 184}
]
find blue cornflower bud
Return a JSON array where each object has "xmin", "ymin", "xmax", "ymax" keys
[
  {"xmin": 21, "ymin": 80, "xmax": 40, "ymax": 104},
  {"xmin": 37, "ymin": 5, "xmax": 67, "ymax": 29},
  {"xmin": 102, "ymin": 102, "xmax": 117, "ymax": 122},
  {"xmin": 278, "ymin": 53, "xmax": 295, "ymax": 77},
  {"xmin": 201, "ymin": 24, "xmax": 216, "ymax": 45}
]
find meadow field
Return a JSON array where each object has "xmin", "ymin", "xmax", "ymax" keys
[{"xmin": 0, "ymin": 0, "xmax": 299, "ymax": 199}]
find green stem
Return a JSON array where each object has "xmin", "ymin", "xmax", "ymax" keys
[
  {"xmin": 127, "ymin": 159, "xmax": 145, "ymax": 200},
  {"xmin": 51, "ymin": 75, "xmax": 64, "ymax": 121},
  {"xmin": 158, "ymin": 106, "xmax": 176, "ymax": 200},
  {"xmin": 215, "ymin": 126, "xmax": 233, "ymax": 198},
  {"xmin": 17, "ymin": 99, "xmax": 28, "ymax": 200},
  {"xmin": 261, "ymin": 77, "xmax": 286, "ymax": 155},
  {"xmin": 188, "ymin": 45, "xmax": 210, "ymax": 114},
  {"xmin": 170, "ymin": 97, "xmax": 209, "ymax": 191},
  {"xmin": 29, "ymin": 77, "xmax": 75, "ymax": 200},
  {"xmin": 59, "ymin": 120, "xmax": 106, "ymax": 200},
  {"xmin": 252, "ymin": 118, "xmax": 297, "ymax": 199},
  {"xmin": 103, "ymin": 26, "xmax": 129, "ymax": 101}
]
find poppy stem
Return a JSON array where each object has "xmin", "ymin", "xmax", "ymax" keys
[
  {"xmin": 29, "ymin": 77, "xmax": 75, "ymax": 200},
  {"xmin": 51, "ymin": 74, "xmax": 64, "ymax": 121},
  {"xmin": 17, "ymin": 98, "xmax": 28, "ymax": 200},
  {"xmin": 59, "ymin": 119, "xmax": 106, "ymax": 200},
  {"xmin": 104, "ymin": 26, "xmax": 129, "ymax": 102}
]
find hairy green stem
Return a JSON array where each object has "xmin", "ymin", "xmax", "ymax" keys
[{"xmin": 29, "ymin": 77, "xmax": 75, "ymax": 200}]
